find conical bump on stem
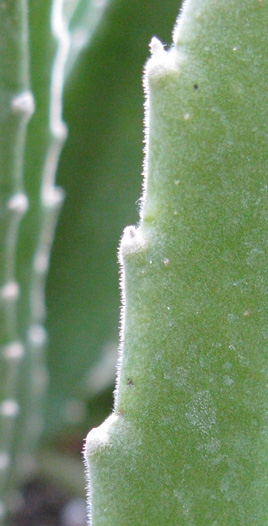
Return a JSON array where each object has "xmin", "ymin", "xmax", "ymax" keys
[
  {"xmin": 41, "ymin": 185, "xmax": 64, "ymax": 208},
  {"xmin": 2, "ymin": 341, "xmax": 24, "ymax": 362},
  {"xmin": 119, "ymin": 226, "xmax": 147, "ymax": 261},
  {"xmin": 11, "ymin": 91, "xmax": 35, "ymax": 119},
  {"xmin": 0, "ymin": 399, "xmax": 19, "ymax": 418},
  {"xmin": 0, "ymin": 281, "xmax": 20, "ymax": 302},
  {"xmin": 7, "ymin": 193, "xmax": 29, "ymax": 216},
  {"xmin": 86, "ymin": 413, "xmax": 119, "ymax": 454},
  {"xmin": 146, "ymin": 36, "xmax": 184, "ymax": 84},
  {"xmin": 28, "ymin": 324, "xmax": 48, "ymax": 347}
]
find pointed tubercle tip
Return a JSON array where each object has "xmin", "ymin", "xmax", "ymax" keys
[
  {"xmin": 8, "ymin": 193, "xmax": 29, "ymax": 215},
  {"xmin": 149, "ymin": 37, "xmax": 165, "ymax": 57},
  {"xmin": 11, "ymin": 91, "xmax": 35, "ymax": 117}
]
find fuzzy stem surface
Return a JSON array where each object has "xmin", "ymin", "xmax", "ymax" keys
[{"xmin": 86, "ymin": 1, "xmax": 268, "ymax": 524}]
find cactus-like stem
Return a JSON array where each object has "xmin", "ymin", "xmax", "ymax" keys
[
  {"xmin": 85, "ymin": 1, "xmax": 268, "ymax": 524},
  {"xmin": 0, "ymin": 0, "xmax": 109, "ymax": 518},
  {"xmin": 13, "ymin": 0, "xmax": 70, "ymax": 484},
  {"xmin": 0, "ymin": 1, "xmax": 34, "ymax": 522}
]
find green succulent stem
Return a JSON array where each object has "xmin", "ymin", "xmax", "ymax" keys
[
  {"xmin": 0, "ymin": 0, "xmax": 109, "ymax": 522},
  {"xmin": 0, "ymin": 1, "xmax": 33, "ymax": 521},
  {"xmin": 85, "ymin": 1, "xmax": 268, "ymax": 524}
]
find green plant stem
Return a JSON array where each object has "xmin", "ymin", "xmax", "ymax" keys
[
  {"xmin": 12, "ymin": 0, "xmax": 110, "ymax": 492},
  {"xmin": 13, "ymin": 0, "xmax": 66, "ymax": 486},
  {"xmin": 85, "ymin": 1, "xmax": 268, "ymax": 524},
  {"xmin": 0, "ymin": 1, "xmax": 34, "ymax": 523},
  {"xmin": 0, "ymin": 0, "xmax": 110, "ymax": 521}
]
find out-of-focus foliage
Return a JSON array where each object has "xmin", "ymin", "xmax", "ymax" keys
[{"xmin": 0, "ymin": 0, "xmax": 109, "ymax": 518}]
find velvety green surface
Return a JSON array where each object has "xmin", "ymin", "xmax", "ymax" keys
[{"xmin": 86, "ymin": 1, "xmax": 268, "ymax": 524}]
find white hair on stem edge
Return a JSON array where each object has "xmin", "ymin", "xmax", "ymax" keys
[
  {"xmin": 114, "ymin": 225, "xmax": 148, "ymax": 409},
  {"xmin": 139, "ymin": 34, "xmax": 184, "ymax": 222},
  {"xmin": 113, "ymin": 231, "xmax": 127, "ymax": 409},
  {"xmin": 172, "ymin": 0, "xmax": 192, "ymax": 45}
]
